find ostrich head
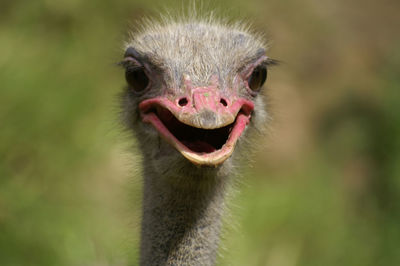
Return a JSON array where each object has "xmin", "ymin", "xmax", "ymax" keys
[{"xmin": 121, "ymin": 18, "xmax": 275, "ymax": 179}]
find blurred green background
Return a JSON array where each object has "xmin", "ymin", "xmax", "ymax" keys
[{"xmin": 1, "ymin": 0, "xmax": 399, "ymax": 265}]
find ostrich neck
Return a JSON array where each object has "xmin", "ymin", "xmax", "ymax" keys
[{"xmin": 140, "ymin": 165, "xmax": 229, "ymax": 265}]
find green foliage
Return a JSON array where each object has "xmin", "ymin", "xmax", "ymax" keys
[{"xmin": 1, "ymin": 0, "xmax": 399, "ymax": 265}]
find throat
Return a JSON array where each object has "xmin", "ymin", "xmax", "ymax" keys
[
  {"xmin": 139, "ymin": 168, "xmax": 229, "ymax": 266},
  {"xmin": 182, "ymin": 140, "xmax": 216, "ymax": 153}
]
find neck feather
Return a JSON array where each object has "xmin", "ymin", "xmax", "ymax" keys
[{"xmin": 139, "ymin": 165, "xmax": 230, "ymax": 265}]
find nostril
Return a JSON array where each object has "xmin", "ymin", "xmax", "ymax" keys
[
  {"xmin": 178, "ymin": 97, "xmax": 188, "ymax": 107},
  {"xmin": 220, "ymin": 98, "xmax": 228, "ymax": 107}
]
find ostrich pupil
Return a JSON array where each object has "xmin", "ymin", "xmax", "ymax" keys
[
  {"xmin": 248, "ymin": 67, "xmax": 267, "ymax": 91},
  {"xmin": 126, "ymin": 67, "xmax": 149, "ymax": 91}
]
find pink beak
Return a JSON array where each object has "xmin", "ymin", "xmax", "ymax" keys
[{"xmin": 138, "ymin": 86, "xmax": 254, "ymax": 166}]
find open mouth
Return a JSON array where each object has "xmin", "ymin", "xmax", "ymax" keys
[
  {"xmin": 139, "ymin": 99, "xmax": 253, "ymax": 166},
  {"xmin": 156, "ymin": 107, "xmax": 233, "ymax": 153}
]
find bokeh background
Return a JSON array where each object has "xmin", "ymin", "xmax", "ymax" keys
[{"xmin": 1, "ymin": 0, "xmax": 399, "ymax": 265}]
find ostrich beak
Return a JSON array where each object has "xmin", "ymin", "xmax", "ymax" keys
[{"xmin": 139, "ymin": 87, "xmax": 254, "ymax": 166}]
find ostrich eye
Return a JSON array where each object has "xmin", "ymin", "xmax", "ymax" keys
[
  {"xmin": 248, "ymin": 66, "xmax": 267, "ymax": 91},
  {"xmin": 125, "ymin": 67, "xmax": 149, "ymax": 92}
]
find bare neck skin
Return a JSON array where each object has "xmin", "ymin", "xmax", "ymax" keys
[{"xmin": 140, "ymin": 165, "xmax": 229, "ymax": 265}]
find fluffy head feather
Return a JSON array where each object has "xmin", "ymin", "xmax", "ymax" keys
[{"xmin": 125, "ymin": 16, "xmax": 268, "ymax": 88}]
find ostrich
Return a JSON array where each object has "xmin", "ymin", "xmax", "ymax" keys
[{"xmin": 120, "ymin": 15, "xmax": 276, "ymax": 265}]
